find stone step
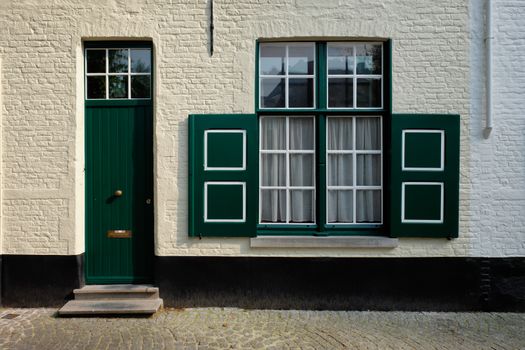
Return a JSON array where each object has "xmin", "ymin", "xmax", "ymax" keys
[
  {"xmin": 74, "ymin": 284, "xmax": 159, "ymax": 300},
  {"xmin": 58, "ymin": 299, "xmax": 163, "ymax": 316}
]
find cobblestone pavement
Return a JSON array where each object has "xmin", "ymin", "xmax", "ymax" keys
[{"xmin": 0, "ymin": 308, "xmax": 524, "ymax": 350}]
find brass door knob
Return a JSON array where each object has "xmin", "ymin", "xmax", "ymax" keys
[{"xmin": 114, "ymin": 190, "xmax": 123, "ymax": 197}]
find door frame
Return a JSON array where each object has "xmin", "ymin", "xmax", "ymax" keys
[{"xmin": 83, "ymin": 40, "xmax": 155, "ymax": 284}]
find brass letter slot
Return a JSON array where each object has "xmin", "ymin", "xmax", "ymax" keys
[{"xmin": 107, "ymin": 230, "xmax": 132, "ymax": 238}]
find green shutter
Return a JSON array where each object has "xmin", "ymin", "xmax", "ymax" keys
[
  {"xmin": 189, "ymin": 114, "xmax": 258, "ymax": 237},
  {"xmin": 390, "ymin": 114, "xmax": 460, "ymax": 238}
]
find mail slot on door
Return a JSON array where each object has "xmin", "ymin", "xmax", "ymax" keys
[{"xmin": 107, "ymin": 230, "xmax": 132, "ymax": 238}]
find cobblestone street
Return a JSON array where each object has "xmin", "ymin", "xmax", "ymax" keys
[{"xmin": 0, "ymin": 308, "xmax": 524, "ymax": 349}]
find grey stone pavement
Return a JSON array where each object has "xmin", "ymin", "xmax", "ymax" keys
[{"xmin": 0, "ymin": 308, "xmax": 524, "ymax": 350}]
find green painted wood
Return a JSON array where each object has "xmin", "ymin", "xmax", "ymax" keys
[
  {"xmin": 206, "ymin": 132, "xmax": 244, "ymax": 168},
  {"xmin": 390, "ymin": 114, "xmax": 460, "ymax": 238},
  {"xmin": 404, "ymin": 132, "xmax": 442, "ymax": 169},
  {"xmin": 85, "ymin": 102, "xmax": 154, "ymax": 283},
  {"xmin": 189, "ymin": 114, "xmax": 258, "ymax": 237}
]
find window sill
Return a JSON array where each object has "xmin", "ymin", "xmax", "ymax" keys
[{"xmin": 250, "ymin": 235, "xmax": 398, "ymax": 248}]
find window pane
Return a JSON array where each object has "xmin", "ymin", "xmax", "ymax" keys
[
  {"xmin": 328, "ymin": 190, "xmax": 353, "ymax": 223},
  {"xmin": 261, "ymin": 154, "xmax": 286, "ymax": 186},
  {"xmin": 109, "ymin": 49, "xmax": 129, "ymax": 73},
  {"xmin": 328, "ymin": 78, "xmax": 353, "ymax": 108},
  {"xmin": 131, "ymin": 75, "xmax": 151, "ymax": 98},
  {"xmin": 131, "ymin": 49, "xmax": 151, "ymax": 73},
  {"xmin": 261, "ymin": 117, "xmax": 286, "ymax": 150},
  {"xmin": 289, "ymin": 117, "xmax": 314, "ymax": 150},
  {"xmin": 260, "ymin": 78, "xmax": 285, "ymax": 108},
  {"xmin": 356, "ymin": 154, "xmax": 381, "ymax": 186},
  {"xmin": 260, "ymin": 45, "xmax": 285, "ymax": 75},
  {"xmin": 288, "ymin": 45, "xmax": 314, "ymax": 75},
  {"xmin": 328, "ymin": 45, "xmax": 353, "ymax": 75},
  {"xmin": 356, "ymin": 78, "xmax": 381, "ymax": 108},
  {"xmin": 290, "ymin": 154, "xmax": 313, "ymax": 187},
  {"xmin": 290, "ymin": 190, "xmax": 314, "ymax": 223},
  {"xmin": 356, "ymin": 190, "xmax": 381, "ymax": 223},
  {"xmin": 261, "ymin": 190, "xmax": 286, "ymax": 223},
  {"xmin": 327, "ymin": 118, "xmax": 353, "ymax": 150},
  {"xmin": 355, "ymin": 44, "xmax": 381, "ymax": 75},
  {"xmin": 328, "ymin": 154, "xmax": 353, "ymax": 186},
  {"xmin": 109, "ymin": 75, "xmax": 128, "ymax": 99},
  {"xmin": 87, "ymin": 50, "xmax": 106, "ymax": 73},
  {"xmin": 289, "ymin": 78, "xmax": 314, "ymax": 108},
  {"xmin": 87, "ymin": 76, "xmax": 106, "ymax": 99},
  {"xmin": 356, "ymin": 117, "xmax": 381, "ymax": 150}
]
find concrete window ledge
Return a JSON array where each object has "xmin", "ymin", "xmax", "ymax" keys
[{"xmin": 250, "ymin": 236, "xmax": 399, "ymax": 248}]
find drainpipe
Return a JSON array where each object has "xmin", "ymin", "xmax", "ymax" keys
[{"xmin": 484, "ymin": 0, "xmax": 493, "ymax": 138}]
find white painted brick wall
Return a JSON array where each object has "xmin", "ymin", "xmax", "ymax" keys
[
  {"xmin": 469, "ymin": 0, "xmax": 525, "ymax": 257},
  {"xmin": 0, "ymin": 0, "xmax": 520, "ymax": 257}
]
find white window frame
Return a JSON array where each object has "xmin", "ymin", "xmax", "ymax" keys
[
  {"xmin": 326, "ymin": 115, "xmax": 383, "ymax": 225},
  {"xmin": 258, "ymin": 42, "xmax": 316, "ymax": 110},
  {"xmin": 326, "ymin": 42, "xmax": 383, "ymax": 110},
  {"xmin": 85, "ymin": 48, "xmax": 152, "ymax": 100},
  {"xmin": 259, "ymin": 115, "xmax": 316, "ymax": 225}
]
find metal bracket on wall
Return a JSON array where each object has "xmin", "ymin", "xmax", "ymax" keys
[{"xmin": 209, "ymin": 0, "xmax": 214, "ymax": 56}]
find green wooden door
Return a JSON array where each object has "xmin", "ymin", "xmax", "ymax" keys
[
  {"xmin": 86, "ymin": 101, "xmax": 154, "ymax": 284},
  {"xmin": 84, "ymin": 43, "xmax": 154, "ymax": 284}
]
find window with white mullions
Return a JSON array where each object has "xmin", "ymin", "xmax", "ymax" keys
[
  {"xmin": 327, "ymin": 43, "xmax": 382, "ymax": 109},
  {"xmin": 260, "ymin": 116, "xmax": 316, "ymax": 224},
  {"xmin": 327, "ymin": 116, "xmax": 383, "ymax": 224},
  {"xmin": 259, "ymin": 43, "xmax": 315, "ymax": 109},
  {"xmin": 85, "ymin": 48, "xmax": 152, "ymax": 100}
]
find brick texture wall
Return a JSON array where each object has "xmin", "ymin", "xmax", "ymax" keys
[{"xmin": 0, "ymin": 0, "xmax": 519, "ymax": 257}]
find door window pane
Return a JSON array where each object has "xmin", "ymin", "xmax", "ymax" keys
[
  {"xmin": 131, "ymin": 49, "xmax": 151, "ymax": 73},
  {"xmin": 131, "ymin": 75, "xmax": 151, "ymax": 98},
  {"xmin": 87, "ymin": 76, "xmax": 106, "ymax": 99},
  {"xmin": 109, "ymin": 49, "xmax": 129, "ymax": 73},
  {"xmin": 86, "ymin": 50, "xmax": 106, "ymax": 73},
  {"xmin": 261, "ymin": 78, "xmax": 285, "ymax": 108},
  {"xmin": 109, "ymin": 75, "xmax": 128, "ymax": 98}
]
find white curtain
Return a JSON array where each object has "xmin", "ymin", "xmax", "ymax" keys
[
  {"xmin": 261, "ymin": 117, "xmax": 314, "ymax": 223},
  {"xmin": 327, "ymin": 117, "xmax": 381, "ymax": 223}
]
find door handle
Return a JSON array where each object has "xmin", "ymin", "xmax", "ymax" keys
[{"xmin": 114, "ymin": 190, "xmax": 123, "ymax": 197}]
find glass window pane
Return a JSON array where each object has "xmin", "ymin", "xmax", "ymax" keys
[
  {"xmin": 290, "ymin": 154, "xmax": 313, "ymax": 187},
  {"xmin": 260, "ymin": 78, "xmax": 285, "ymax": 108},
  {"xmin": 131, "ymin": 75, "xmax": 151, "ymax": 98},
  {"xmin": 260, "ymin": 45, "xmax": 285, "ymax": 75},
  {"xmin": 288, "ymin": 44, "xmax": 314, "ymax": 75},
  {"xmin": 356, "ymin": 78, "xmax": 381, "ymax": 108},
  {"xmin": 86, "ymin": 50, "xmax": 106, "ymax": 73},
  {"xmin": 261, "ymin": 117, "xmax": 286, "ymax": 150},
  {"xmin": 356, "ymin": 190, "xmax": 381, "ymax": 223},
  {"xmin": 328, "ymin": 78, "xmax": 353, "ymax": 108},
  {"xmin": 355, "ymin": 44, "xmax": 382, "ymax": 75},
  {"xmin": 328, "ymin": 190, "xmax": 353, "ymax": 223},
  {"xmin": 328, "ymin": 154, "xmax": 353, "ymax": 186},
  {"xmin": 289, "ymin": 78, "xmax": 314, "ymax": 108},
  {"xmin": 261, "ymin": 189, "xmax": 286, "ymax": 223},
  {"xmin": 289, "ymin": 117, "xmax": 314, "ymax": 150},
  {"xmin": 87, "ymin": 76, "xmax": 106, "ymax": 99},
  {"xmin": 328, "ymin": 45, "xmax": 353, "ymax": 75},
  {"xmin": 261, "ymin": 154, "xmax": 286, "ymax": 186},
  {"xmin": 109, "ymin": 49, "xmax": 129, "ymax": 73},
  {"xmin": 328, "ymin": 118, "xmax": 353, "ymax": 150},
  {"xmin": 131, "ymin": 49, "xmax": 151, "ymax": 73},
  {"xmin": 290, "ymin": 190, "xmax": 314, "ymax": 223},
  {"xmin": 356, "ymin": 117, "xmax": 381, "ymax": 150},
  {"xmin": 109, "ymin": 75, "xmax": 128, "ymax": 99},
  {"xmin": 356, "ymin": 154, "xmax": 381, "ymax": 186}
]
